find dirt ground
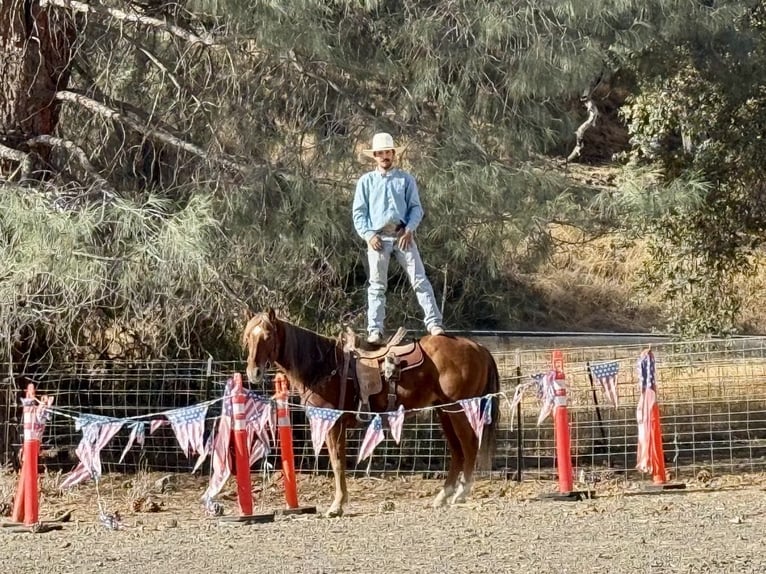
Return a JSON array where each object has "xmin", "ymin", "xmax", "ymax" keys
[{"xmin": 1, "ymin": 470, "xmax": 765, "ymax": 574}]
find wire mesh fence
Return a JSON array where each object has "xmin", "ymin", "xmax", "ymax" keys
[{"xmin": 2, "ymin": 335, "xmax": 766, "ymax": 482}]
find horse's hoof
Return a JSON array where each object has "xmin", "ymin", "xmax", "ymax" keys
[
  {"xmin": 450, "ymin": 482, "xmax": 471, "ymax": 505},
  {"xmin": 450, "ymin": 493, "xmax": 467, "ymax": 505},
  {"xmin": 325, "ymin": 507, "xmax": 344, "ymax": 518},
  {"xmin": 432, "ymin": 491, "xmax": 449, "ymax": 508}
]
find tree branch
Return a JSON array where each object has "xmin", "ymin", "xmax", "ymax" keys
[
  {"xmin": 566, "ymin": 98, "xmax": 600, "ymax": 164},
  {"xmin": 40, "ymin": 0, "xmax": 216, "ymax": 46},
  {"xmin": 0, "ymin": 143, "xmax": 35, "ymax": 180},
  {"xmin": 55, "ymin": 90, "xmax": 253, "ymax": 174},
  {"xmin": 26, "ymin": 135, "xmax": 116, "ymax": 195}
]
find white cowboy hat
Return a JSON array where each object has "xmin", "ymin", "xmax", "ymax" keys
[{"xmin": 362, "ymin": 132, "xmax": 405, "ymax": 158}]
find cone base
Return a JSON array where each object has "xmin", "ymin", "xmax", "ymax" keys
[
  {"xmin": 538, "ymin": 489, "xmax": 595, "ymax": 502},
  {"xmin": 0, "ymin": 521, "xmax": 64, "ymax": 534},
  {"xmin": 218, "ymin": 512, "xmax": 275, "ymax": 525},
  {"xmin": 642, "ymin": 482, "xmax": 687, "ymax": 492},
  {"xmin": 275, "ymin": 506, "xmax": 317, "ymax": 516}
]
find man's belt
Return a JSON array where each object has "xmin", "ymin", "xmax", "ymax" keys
[{"xmin": 379, "ymin": 221, "xmax": 406, "ymax": 235}]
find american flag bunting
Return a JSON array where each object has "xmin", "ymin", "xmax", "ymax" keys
[
  {"xmin": 591, "ymin": 361, "xmax": 620, "ymax": 407},
  {"xmin": 203, "ymin": 412, "xmax": 232, "ymax": 501},
  {"xmin": 305, "ymin": 406, "xmax": 343, "ymax": 457},
  {"xmin": 534, "ymin": 371, "xmax": 557, "ymax": 425},
  {"xmin": 165, "ymin": 403, "xmax": 209, "ymax": 458},
  {"xmin": 357, "ymin": 414, "xmax": 384, "ymax": 463},
  {"xmin": 21, "ymin": 396, "xmax": 53, "ymax": 441},
  {"xmin": 60, "ymin": 415, "xmax": 124, "ymax": 489},
  {"xmin": 119, "ymin": 421, "xmax": 146, "ymax": 464},
  {"xmin": 246, "ymin": 393, "xmax": 274, "ymax": 452},
  {"xmin": 387, "ymin": 405, "xmax": 405, "ymax": 444},
  {"xmin": 636, "ymin": 351, "xmax": 657, "ymax": 473},
  {"xmin": 508, "ymin": 380, "xmax": 537, "ymax": 430},
  {"xmin": 459, "ymin": 396, "xmax": 489, "ymax": 447}
]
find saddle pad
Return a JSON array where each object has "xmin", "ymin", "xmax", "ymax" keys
[{"xmin": 393, "ymin": 342, "xmax": 425, "ymax": 371}]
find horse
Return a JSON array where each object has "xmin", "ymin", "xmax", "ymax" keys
[{"xmin": 243, "ymin": 308, "xmax": 500, "ymax": 517}]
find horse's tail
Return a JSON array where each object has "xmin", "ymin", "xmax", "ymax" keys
[{"xmin": 478, "ymin": 348, "xmax": 500, "ymax": 470}]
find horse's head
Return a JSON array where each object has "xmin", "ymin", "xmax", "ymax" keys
[{"xmin": 242, "ymin": 308, "xmax": 282, "ymax": 383}]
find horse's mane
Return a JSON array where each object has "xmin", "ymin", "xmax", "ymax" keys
[{"xmin": 279, "ymin": 319, "xmax": 341, "ymax": 388}]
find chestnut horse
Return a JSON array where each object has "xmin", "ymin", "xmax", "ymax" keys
[{"xmin": 243, "ymin": 308, "xmax": 500, "ymax": 516}]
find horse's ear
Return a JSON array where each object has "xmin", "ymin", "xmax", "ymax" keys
[
  {"xmin": 267, "ymin": 307, "xmax": 277, "ymax": 322},
  {"xmin": 241, "ymin": 307, "xmax": 254, "ymax": 322}
]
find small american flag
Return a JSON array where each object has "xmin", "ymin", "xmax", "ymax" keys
[
  {"xmin": 636, "ymin": 350, "xmax": 657, "ymax": 473},
  {"xmin": 387, "ymin": 405, "xmax": 405, "ymax": 444},
  {"xmin": 61, "ymin": 416, "xmax": 124, "ymax": 489},
  {"xmin": 305, "ymin": 406, "xmax": 343, "ymax": 457},
  {"xmin": 165, "ymin": 403, "xmax": 209, "ymax": 458},
  {"xmin": 249, "ymin": 437, "xmax": 269, "ymax": 466},
  {"xmin": 119, "ymin": 421, "xmax": 146, "ymax": 464},
  {"xmin": 222, "ymin": 381, "xmax": 274, "ymax": 449},
  {"xmin": 357, "ymin": 414, "xmax": 384, "ymax": 463},
  {"xmin": 245, "ymin": 393, "xmax": 273, "ymax": 451},
  {"xmin": 21, "ymin": 396, "xmax": 53, "ymax": 441},
  {"xmin": 590, "ymin": 361, "xmax": 620, "ymax": 407},
  {"xmin": 203, "ymin": 414, "xmax": 231, "ymax": 501},
  {"xmin": 204, "ymin": 378, "xmax": 263, "ymax": 500},
  {"xmin": 458, "ymin": 396, "xmax": 489, "ymax": 447},
  {"xmin": 508, "ymin": 380, "xmax": 537, "ymax": 430},
  {"xmin": 534, "ymin": 371, "xmax": 557, "ymax": 425}
]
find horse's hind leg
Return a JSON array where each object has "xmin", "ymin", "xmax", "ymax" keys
[
  {"xmin": 450, "ymin": 414, "xmax": 480, "ymax": 504},
  {"xmin": 433, "ymin": 410, "xmax": 465, "ymax": 508},
  {"xmin": 325, "ymin": 420, "xmax": 349, "ymax": 517}
]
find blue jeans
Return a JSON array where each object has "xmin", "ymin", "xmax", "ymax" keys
[{"xmin": 366, "ymin": 237, "xmax": 443, "ymax": 335}]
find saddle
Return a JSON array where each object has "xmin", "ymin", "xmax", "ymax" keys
[{"xmin": 344, "ymin": 327, "xmax": 425, "ymax": 417}]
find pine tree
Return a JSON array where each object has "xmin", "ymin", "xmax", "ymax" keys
[{"xmin": 0, "ymin": 0, "xmax": 754, "ymax": 359}]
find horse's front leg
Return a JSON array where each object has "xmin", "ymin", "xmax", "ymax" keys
[{"xmin": 324, "ymin": 419, "xmax": 348, "ymax": 517}]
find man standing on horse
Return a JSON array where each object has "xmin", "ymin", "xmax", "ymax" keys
[{"xmin": 352, "ymin": 132, "xmax": 445, "ymax": 345}]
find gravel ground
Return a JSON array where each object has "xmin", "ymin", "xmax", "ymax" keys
[{"xmin": 1, "ymin": 471, "xmax": 765, "ymax": 574}]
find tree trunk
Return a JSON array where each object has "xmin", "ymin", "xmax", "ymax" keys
[{"xmin": 0, "ymin": 0, "xmax": 73, "ymax": 171}]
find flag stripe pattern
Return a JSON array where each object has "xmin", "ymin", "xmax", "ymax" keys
[
  {"xmin": 590, "ymin": 360, "xmax": 620, "ymax": 407},
  {"xmin": 636, "ymin": 352, "xmax": 657, "ymax": 472},
  {"xmin": 61, "ymin": 417, "xmax": 124, "ymax": 489},
  {"xmin": 387, "ymin": 405, "xmax": 405, "ymax": 444},
  {"xmin": 165, "ymin": 403, "xmax": 209, "ymax": 458},
  {"xmin": 533, "ymin": 371, "xmax": 557, "ymax": 425},
  {"xmin": 119, "ymin": 421, "xmax": 146, "ymax": 464},
  {"xmin": 459, "ymin": 397, "xmax": 484, "ymax": 445},
  {"xmin": 357, "ymin": 414, "xmax": 384, "ymax": 463},
  {"xmin": 306, "ymin": 406, "xmax": 343, "ymax": 457}
]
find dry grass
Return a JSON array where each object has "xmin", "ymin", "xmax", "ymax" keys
[
  {"xmin": 526, "ymin": 224, "xmax": 663, "ymax": 331},
  {"xmin": 526, "ymin": 217, "xmax": 766, "ymax": 335}
]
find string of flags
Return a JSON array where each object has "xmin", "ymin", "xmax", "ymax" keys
[
  {"xmin": 304, "ymin": 395, "xmax": 497, "ymax": 464},
  {"xmin": 52, "ymin": 379, "xmax": 275, "ymax": 491},
  {"xmin": 33, "ymin": 354, "xmax": 633, "ymax": 492},
  {"xmin": 508, "ymin": 360, "xmax": 623, "ymax": 430}
]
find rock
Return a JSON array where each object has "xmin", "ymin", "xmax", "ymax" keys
[{"xmin": 378, "ymin": 500, "xmax": 395, "ymax": 513}]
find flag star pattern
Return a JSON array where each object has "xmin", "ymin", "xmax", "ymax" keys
[
  {"xmin": 590, "ymin": 360, "xmax": 620, "ymax": 407},
  {"xmin": 165, "ymin": 403, "xmax": 209, "ymax": 458},
  {"xmin": 636, "ymin": 351, "xmax": 658, "ymax": 473},
  {"xmin": 306, "ymin": 406, "xmax": 343, "ymax": 457}
]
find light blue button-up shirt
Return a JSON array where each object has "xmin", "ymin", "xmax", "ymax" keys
[{"xmin": 352, "ymin": 169, "xmax": 424, "ymax": 241}]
